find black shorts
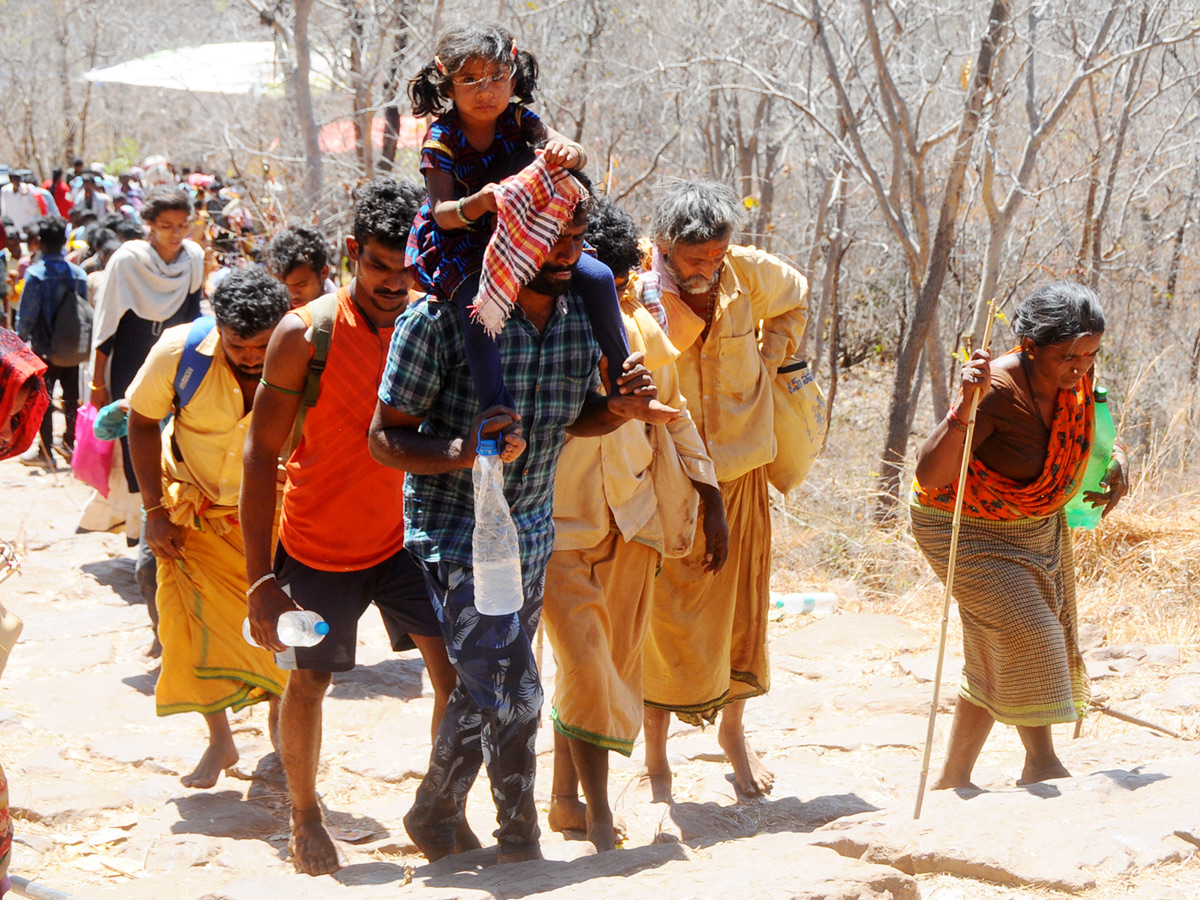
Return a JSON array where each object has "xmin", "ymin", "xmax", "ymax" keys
[{"xmin": 272, "ymin": 542, "xmax": 442, "ymax": 672}]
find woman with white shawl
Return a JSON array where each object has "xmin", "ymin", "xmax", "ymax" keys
[
  {"xmin": 88, "ymin": 188, "xmax": 204, "ymax": 656},
  {"xmin": 90, "ymin": 188, "xmax": 204, "ymax": 490}
]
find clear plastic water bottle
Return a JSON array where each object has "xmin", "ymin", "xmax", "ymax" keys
[
  {"xmin": 243, "ymin": 610, "xmax": 330, "ymax": 648},
  {"xmin": 768, "ymin": 592, "xmax": 838, "ymax": 616},
  {"xmin": 472, "ymin": 428, "xmax": 524, "ymax": 616},
  {"xmin": 1065, "ymin": 386, "xmax": 1116, "ymax": 530}
]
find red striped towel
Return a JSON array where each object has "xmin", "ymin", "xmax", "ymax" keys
[{"xmin": 472, "ymin": 157, "xmax": 584, "ymax": 338}]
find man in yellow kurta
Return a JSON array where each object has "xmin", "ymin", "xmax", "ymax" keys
[
  {"xmin": 126, "ymin": 268, "xmax": 291, "ymax": 789},
  {"xmin": 642, "ymin": 180, "xmax": 809, "ymax": 798},
  {"xmin": 543, "ymin": 201, "xmax": 726, "ymax": 850}
]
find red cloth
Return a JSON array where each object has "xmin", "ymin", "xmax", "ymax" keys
[
  {"xmin": 44, "ymin": 180, "xmax": 73, "ymax": 217},
  {"xmin": 0, "ymin": 327, "xmax": 49, "ymax": 460},
  {"xmin": 472, "ymin": 157, "xmax": 583, "ymax": 338}
]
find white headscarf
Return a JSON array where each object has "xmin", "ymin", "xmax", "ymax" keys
[{"xmin": 92, "ymin": 239, "xmax": 204, "ymax": 348}]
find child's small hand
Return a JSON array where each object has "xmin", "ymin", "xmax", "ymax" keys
[
  {"xmin": 540, "ymin": 141, "xmax": 584, "ymax": 170},
  {"xmin": 472, "ymin": 184, "xmax": 500, "ymax": 215},
  {"xmin": 466, "ymin": 405, "xmax": 524, "ymax": 466}
]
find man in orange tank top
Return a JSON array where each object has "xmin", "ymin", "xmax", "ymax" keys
[{"xmin": 240, "ymin": 181, "xmax": 462, "ymax": 877}]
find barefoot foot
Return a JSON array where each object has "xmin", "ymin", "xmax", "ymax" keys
[
  {"xmin": 931, "ymin": 775, "xmax": 981, "ymax": 791},
  {"xmin": 586, "ymin": 815, "xmax": 617, "ymax": 852},
  {"xmin": 289, "ymin": 808, "xmax": 341, "ymax": 876},
  {"xmin": 717, "ymin": 730, "xmax": 774, "ymax": 797},
  {"xmin": 1018, "ymin": 760, "xmax": 1071, "ymax": 785},
  {"xmin": 180, "ymin": 743, "xmax": 238, "ymax": 789},
  {"xmin": 548, "ymin": 794, "xmax": 588, "ymax": 833}
]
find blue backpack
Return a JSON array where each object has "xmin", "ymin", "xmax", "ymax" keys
[{"xmin": 173, "ymin": 316, "xmax": 217, "ymax": 409}]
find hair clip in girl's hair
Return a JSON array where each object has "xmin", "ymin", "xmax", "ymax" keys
[
  {"xmin": 510, "ymin": 40, "xmax": 518, "ymax": 61},
  {"xmin": 434, "ymin": 55, "xmax": 447, "ymax": 75}
]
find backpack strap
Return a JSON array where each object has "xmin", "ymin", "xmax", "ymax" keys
[
  {"xmin": 173, "ymin": 316, "xmax": 217, "ymax": 410},
  {"xmin": 287, "ymin": 292, "xmax": 338, "ymax": 451}
]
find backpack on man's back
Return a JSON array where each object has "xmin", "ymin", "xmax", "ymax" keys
[{"xmin": 36, "ymin": 268, "xmax": 92, "ymax": 368}]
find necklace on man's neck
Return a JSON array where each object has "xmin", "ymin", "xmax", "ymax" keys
[{"xmin": 699, "ymin": 269, "xmax": 723, "ymax": 342}]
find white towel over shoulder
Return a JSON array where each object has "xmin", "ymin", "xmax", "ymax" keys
[{"xmin": 92, "ymin": 239, "xmax": 205, "ymax": 348}]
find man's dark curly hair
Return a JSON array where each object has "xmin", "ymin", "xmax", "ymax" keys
[
  {"xmin": 352, "ymin": 179, "xmax": 424, "ymax": 251},
  {"xmin": 210, "ymin": 268, "xmax": 291, "ymax": 338},
  {"xmin": 264, "ymin": 225, "xmax": 331, "ymax": 279},
  {"xmin": 586, "ymin": 198, "xmax": 642, "ymax": 280}
]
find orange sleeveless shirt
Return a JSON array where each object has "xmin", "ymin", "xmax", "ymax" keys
[{"xmin": 279, "ymin": 287, "xmax": 406, "ymax": 571}]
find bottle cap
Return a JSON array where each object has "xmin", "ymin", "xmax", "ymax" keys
[
  {"xmin": 476, "ymin": 423, "xmax": 499, "ymax": 457},
  {"xmin": 1094, "ymin": 386, "xmax": 1108, "ymax": 402},
  {"xmin": 314, "ymin": 621, "xmax": 330, "ymax": 636}
]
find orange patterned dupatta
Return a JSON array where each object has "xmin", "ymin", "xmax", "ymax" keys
[{"xmin": 912, "ymin": 370, "xmax": 1095, "ymax": 520}]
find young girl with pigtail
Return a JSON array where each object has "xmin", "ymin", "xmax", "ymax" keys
[{"xmin": 406, "ymin": 25, "xmax": 673, "ymax": 422}]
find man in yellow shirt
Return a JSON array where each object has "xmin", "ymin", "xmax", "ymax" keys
[
  {"xmin": 543, "ymin": 201, "xmax": 727, "ymax": 851},
  {"xmin": 126, "ymin": 268, "xmax": 291, "ymax": 789},
  {"xmin": 642, "ymin": 180, "xmax": 809, "ymax": 798}
]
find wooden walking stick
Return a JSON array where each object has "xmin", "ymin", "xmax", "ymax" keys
[{"xmin": 913, "ymin": 300, "xmax": 997, "ymax": 820}]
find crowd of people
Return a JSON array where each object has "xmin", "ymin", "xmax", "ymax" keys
[{"xmin": 0, "ymin": 22, "xmax": 1128, "ymax": 887}]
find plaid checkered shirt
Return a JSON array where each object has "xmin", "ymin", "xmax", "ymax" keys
[{"xmin": 378, "ymin": 293, "xmax": 601, "ymax": 583}]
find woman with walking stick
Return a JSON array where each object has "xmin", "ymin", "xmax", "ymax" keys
[{"xmin": 911, "ymin": 282, "xmax": 1128, "ymax": 789}]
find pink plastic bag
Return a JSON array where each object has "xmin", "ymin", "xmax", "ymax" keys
[{"xmin": 71, "ymin": 404, "xmax": 115, "ymax": 498}]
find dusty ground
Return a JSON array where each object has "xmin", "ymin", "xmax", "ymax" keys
[{"xmin": 1, "ymin": 373, "xmax": 1198, "ymax": 898}]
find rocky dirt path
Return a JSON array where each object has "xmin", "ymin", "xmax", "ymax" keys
[{"xmin": 1, "ymin": 461, "xmax": 1197, "ymax": 899}]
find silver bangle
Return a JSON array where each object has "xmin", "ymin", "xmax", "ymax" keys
[{"xmin": 246, "ymin": 572, "xmax": 276, "ymax": 598}]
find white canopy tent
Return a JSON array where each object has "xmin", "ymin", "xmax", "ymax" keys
[{"xmin": 82, "ymin": 41, "xmax": 332, "ymax": 96}]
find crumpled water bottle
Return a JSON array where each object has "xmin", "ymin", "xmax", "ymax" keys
[{"xmin": 472, "ymin": 425, "xmax": 524, "ymax": 616}]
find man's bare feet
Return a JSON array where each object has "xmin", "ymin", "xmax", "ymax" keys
[
  {"xmin": 1018, "ymin": 760, "xmax": 1070, "ymax": 785},
  {"xmin": 931, "ymin": 775, "xmax": 981, "ymax": 791},
  {"xmin": 636, "ymin": 769, "xmax": 673, "ymax": 804},
  {"xmin": 608, "ymin": 395, "xmax": 681, "ymax": 425},
  {"xmin": 548, "ymin": 794, "xmax": 588, "ymax": 833},
  {"xmin": 497, "ymin": 843, "xmax": 543, "ymax": 864},
  {"xmin": 586, "ymin": 810, "xmax": 619, "ymax": 852},
  {"xmin": 180, "ymin": 743, "xmax": 238, "ymax": 789},
  {"xmin": 717, "ymin": 728, "xmax": 774, "ymax": 797},
  {"xmin": 549, "ymin": 794, "xmax": 625, "ymax": 850},
  {"xmin": 289, "ymin": 807, "xmax": 341, "ymax": 876}
]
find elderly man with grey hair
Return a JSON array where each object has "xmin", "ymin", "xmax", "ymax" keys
[{"xmin": 641, "ymin": 179, "xmax": 809, "ymax": 798}]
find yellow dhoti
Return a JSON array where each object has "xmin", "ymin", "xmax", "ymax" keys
[
  {"xmin": 643, "ymin": 466, "xmax": 771, "ymax": 723},
  {"xmin": 544, "ymin": 533, "xmax": 658, "ymax": 756},
  {"xmin": 155, "ymin": 485, "xmax": 286, "ymax": 716}
]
